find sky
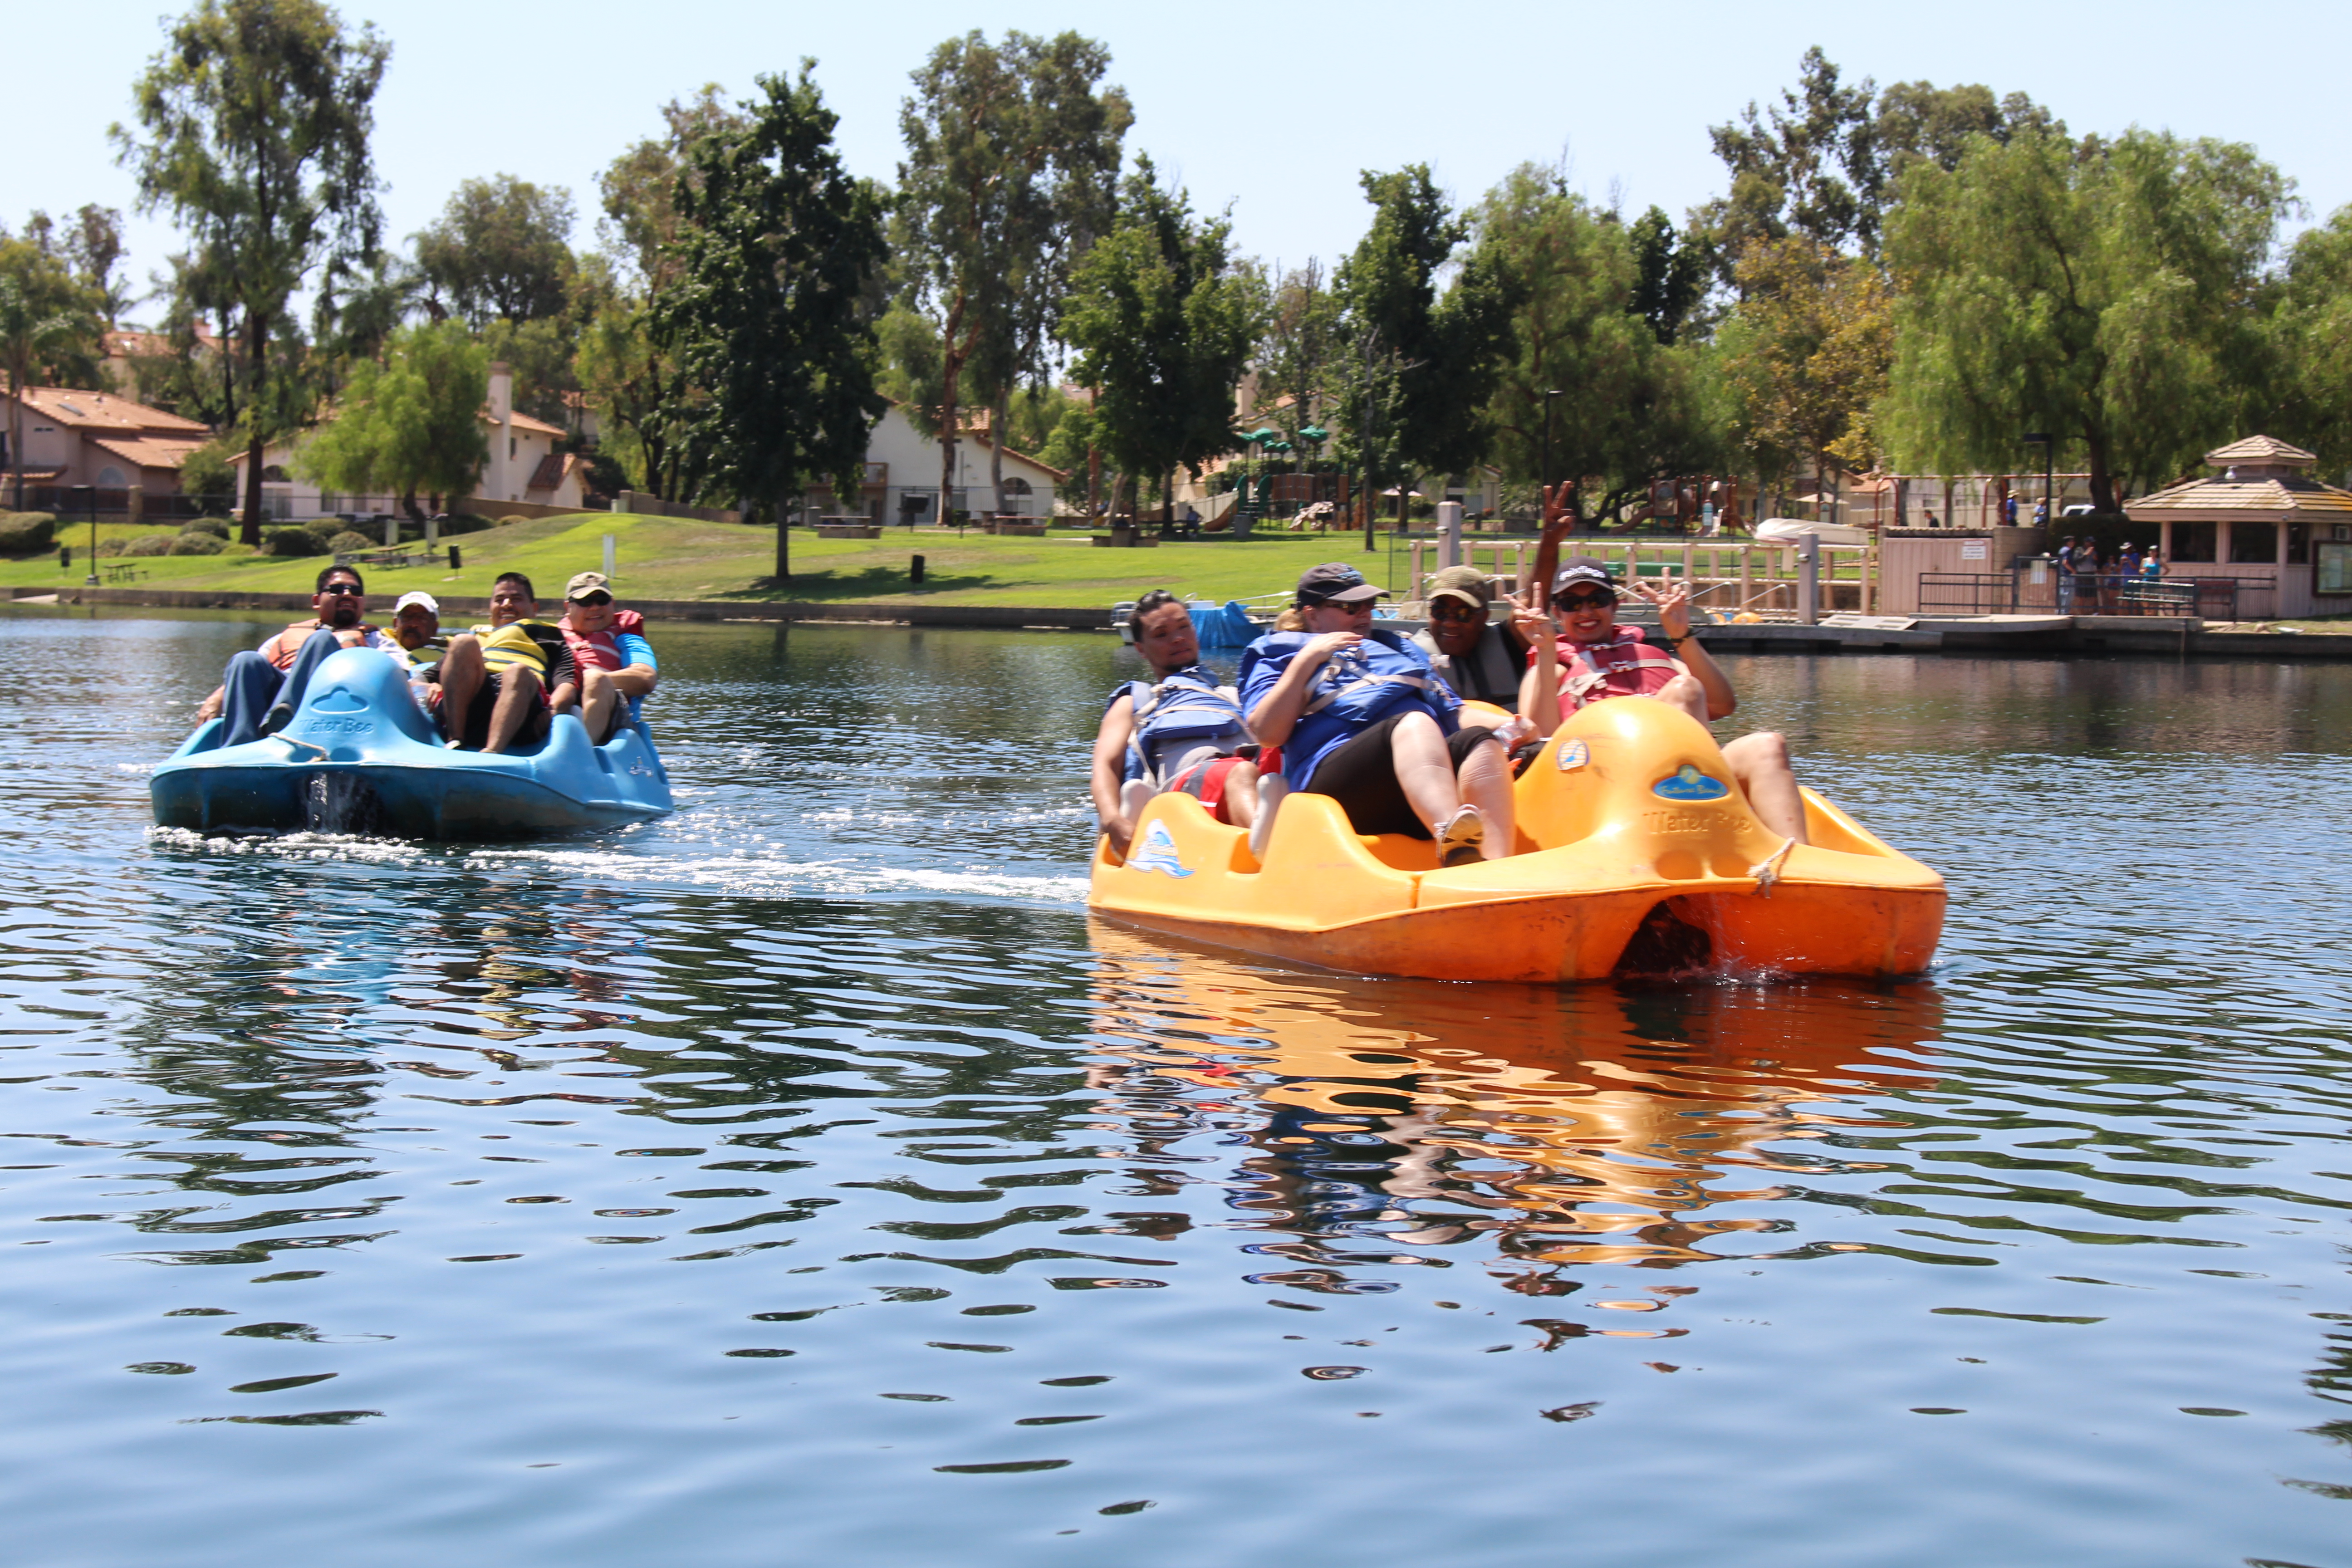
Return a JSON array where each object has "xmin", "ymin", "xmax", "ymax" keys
[{"xmin": 11, "ymin": 0, "xmax": 2350, "ymax": 323}]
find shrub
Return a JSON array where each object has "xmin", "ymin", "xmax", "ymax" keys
[
  {"xmin": 97, "ymin": 538, "xmax": 127, "ymax": 557},
  {"xmin": 437, "ymin": 512, "xmax": 494, "ymax": 536},
  {"xmin": 263, "ymin": 526, "xmax": 324, "ymax": 557},
  {"xmin": 500, "ymin": 514, "xmax": 534, "ymax": 527},
  {"xmin": 169, "ymin": 532, "xmax": 226, "ymax": 556},
  {"xmin": 0, "ymin": 512, "xmax": 57, "ymax": 553},
  {"xmin": 181, "ymin": 516, "xmax": 230, "ymax": 539},
  {"xmin": 326, "ymin": 530, "xmax": 376, "ymax": 554},
  {"xmin": 125, "ymin": 533, "xmax": 175, "ymax": 557}
]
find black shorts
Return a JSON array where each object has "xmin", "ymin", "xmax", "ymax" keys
[
  {"xmin": 444, "ymin": 671, "xmax": 548, "ymax": 750},
  {"xmin": 1305, "ymin": 712, "xmax": 1497, "ymax": 838}
]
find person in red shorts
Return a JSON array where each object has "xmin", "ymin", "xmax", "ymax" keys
[{"xmin": 1090, "ymin": 591, "xmax": 1261, "ymax": 856}]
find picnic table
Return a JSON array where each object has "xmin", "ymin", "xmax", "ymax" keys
[{"xmin": 101, "ymin": 564, "xmax": 147, "ymax": 584}]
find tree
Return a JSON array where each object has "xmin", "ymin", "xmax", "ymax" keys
[
  {"xmin": 1881, "ymin": 127, "xmax": 2290, "ymax": 510},
  {"xmin": 585, "ymin": 86, "xmax": 750, "ymax": 502},
  {"xmin": 413, "ymin": 174, "xmax": 577, "ymax": 328},
  {"xmin": 1256, "ymin": 258, "xmax": 1343, "ymax": 443},
  {"xmin": 115, "ymin": 0, "xmax": 387, "ymax": 544},
  {"xmin": 654, "ymin": 67, "xmax": 887, "ymax": 581},
  {"xmin": 1628, "ymin": 206, "xmax": 1711, "ymax": 346},
  {"xmin": 294, "ymin": 318, "xmax": 487, "ymax": 519},
  {"xmin": 59, "ymin": 206, "xmax": 137, "ymax": 329},
  {"xmin": 2264, "ymin": 206, "xmax": 2352, "ymax": 471},
  {"xmin": 1466, "ymin": 165, "xmax": 1723, "ymax": 526},
  {"xmin": 1717, "ymin": 237, "xmax": 1891, "ymax": 509},
  {"xmin": 897, "ymin": 30, "xmax": 1130, "ymax": 521},
  {"xmin": 1335, "ymin": 165, "xmax": 1512, "ymax": 528},
  {"xmin": 1063, "ymin": 160, "xmax": 1263, "ymax": 522},
  {"xmin": 0, "ymin": 238, "xmax": 106, "ymax": 509}
]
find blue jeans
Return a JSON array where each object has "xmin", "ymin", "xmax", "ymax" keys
[{"xmin": 218, "ymin": 629, "xmax": 345, "ymax": 747}]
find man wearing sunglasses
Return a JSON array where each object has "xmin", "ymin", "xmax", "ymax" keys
[
  {"xmin": 191, "ymin": 564, "xmax": 395, "ymax": 745},
  {"xmin": 1521, "ymin": 556, "xmax": 1808, "ymax": 844},
  {"xmin": 557, "ymin": 572, "xmax": 657, "ymax": 743},
  {"xmin": 1410, "ymin": 565, "xmax": 1531, "ymax": 708},
  {"xmin": 1240, "ymin": 562, "xmax": 1515, "ymax": 866},
  {"xmin": 434, "ymin": 573, "xmax": 580, "ymax": 754}
]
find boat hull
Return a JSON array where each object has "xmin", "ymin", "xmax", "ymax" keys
[
  {"xmin": 151, "ymin": 647, "xmax": 672, "ymax": 838},
  {"xmin": 1088, "ymin": 696, "xmax": 1945, "ymax": 984}
]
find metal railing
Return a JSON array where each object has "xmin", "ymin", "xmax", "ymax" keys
[{"xmin": 1918, "ymin": 571, "xmax": 2232, "ymax": 618}]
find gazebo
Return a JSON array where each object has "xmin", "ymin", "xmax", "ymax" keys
[{"xmin": 2126, "ymin": 436, "xmax": 2352, "ymax": 619}]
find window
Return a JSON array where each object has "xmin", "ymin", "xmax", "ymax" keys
[
  {"xmin": 1001, "ymin": 476, "xmax": 1032, "ymax": 497},
  {"xmin": 2230, "ymin": 520, "xmax": 2277, "ymax": 563},
  {"xmin": 95, "ymin": 466, "xmax": 127, "ymax": 488},
  {"xmin": 2170, "ymin": 520, "xmax": 2215, "ymax": 562},
  {"xmin": 2318, "ymin": 542, "xmax": 2352, "ymax": 595},
  {"xmin": 509, "ymin": 437, "xmax": 517, "ymax": 458},
  {"xmin": 2287, "ymin": 522, "xmax": 2310, "ymax": 565}
]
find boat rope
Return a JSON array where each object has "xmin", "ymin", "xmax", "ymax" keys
[
  {"xmin": 1749, "ymin": 836, "xmax": 1796, "ymax": 897},
  {"xmin": 277, "ymin": 735, "xmax": 329, "ymax": 760}
]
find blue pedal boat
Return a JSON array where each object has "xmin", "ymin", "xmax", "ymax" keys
[{"xmin": 151, "ymin": 647, "xmax": 674, "ymax": 838}]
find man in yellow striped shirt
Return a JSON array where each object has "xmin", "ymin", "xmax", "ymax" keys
[{"xmin": 432, "ymin": 572, "xmax": 580, "ymax": 753}]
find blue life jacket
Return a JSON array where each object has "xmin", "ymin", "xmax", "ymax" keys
[
  {"xmin": 1112, "ymin": 664, "xmax": 1251, "ymax": 785},
  {"xmin": 1238, "ymin": 628, "xmax": 1458, "ymax": 789}
]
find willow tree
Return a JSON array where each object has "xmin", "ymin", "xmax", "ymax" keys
[
  {"xmin": 654, "ymin": 67, "xmax": 887, "ymax": 582},
  {"xmin": 115, "ymin": 0, "xmax": 387, "ymax": 545},
  {"xmin": 294, "ymin": 319, "xmax": 486, "ymax": 520},
  {"xmin": 1882, "ymin": 127, "xmax": 2288, "ymax": 509}
]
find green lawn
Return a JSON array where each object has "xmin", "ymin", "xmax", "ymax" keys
[{"xmin": 3, "ymin": 513, "xmax": 1420, "ymax": 608}]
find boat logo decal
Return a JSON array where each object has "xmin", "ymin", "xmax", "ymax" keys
[
  {"xmin": 1652, "ymin": 764, "xmax": 1730, "ymax": 802},
  {"xmin": 1555, "ymin": 739, "xmax": 1589, "ymax": 772},
  {"xmin": 302, "ymin": 716, "xmax": 372, "ymax": 735},
  {"xmin": 1127, "ymin": 820, "xmax": 1195, "ymax": 879}
]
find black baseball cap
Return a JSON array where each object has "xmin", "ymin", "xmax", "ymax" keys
[
  {"xmin": 1296, "ymin": 562, "xmax": 1388, "ymax": 606},
  {"xmin": 1551, "ymin": 557, "xmax": 1618, "ymax": 596}
]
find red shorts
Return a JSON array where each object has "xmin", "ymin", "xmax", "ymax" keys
[{"xmin": 1165, "ymin": 755, "xmax": 1248, "ymax": 824}]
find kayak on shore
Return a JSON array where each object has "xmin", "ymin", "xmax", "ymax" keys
[
  {"xmin": 1088, "ymin": 695, "xmax": 1944, "ymax": 984},
  {"xmin": 150, "ymin": 646, "xmax": 672, "ymax": 838}
]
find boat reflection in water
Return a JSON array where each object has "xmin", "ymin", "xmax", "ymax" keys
[{"xmin": 1087, "ymin": 922, "xmax": 1943, "ymax": 1287}]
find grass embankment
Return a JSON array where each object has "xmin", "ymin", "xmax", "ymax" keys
[{"xmin": 0, "ymin": 514, "xmax": 1410, "ymax": 608}]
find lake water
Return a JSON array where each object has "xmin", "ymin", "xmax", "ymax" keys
[{"xmin": 3, "ymin": 608, "xmax": 2349, "ymax": 1567}]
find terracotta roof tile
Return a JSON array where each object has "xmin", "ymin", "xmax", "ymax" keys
[
  {"xmin": 2129, "ymin": 476, "xmax": 2352, "ymax": 515},
  {"xmin": 524, "ymin": 453, "xmax": 564, "ymax": 491},
  {"xmin": 8, "ymin": 385, "xmax": 210, "ymax": 436},
  {"xmin": 88, "ymin": 435, "xmax": 208, "ymax": 471}
]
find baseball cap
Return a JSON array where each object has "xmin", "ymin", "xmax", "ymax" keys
[
  {"xmin": 564, "ymin": 571, "xmax": 612, "ymax": 601},
  {"xmin": 1424, "ymin": 565, "xmax": 1493, "ymax": 610},
  {"xmin": 1551, "ymin": 557, "xmax": 1617, "ymax": 596},
  {"xmin": 392, "ymin": 590, "xmax": 439, "ymax": 613},
  {"xmin": 1296, "ymin": 562, "xmax": 1388, "ymax": 606}
]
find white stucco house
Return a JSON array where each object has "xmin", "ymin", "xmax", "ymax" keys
[
  {"xmin": 825, "ymin": 405, "xmax": 1066, "ymax": 523},
  {"xmin": 230, "ymin": 362, "xmax": 589, "ymax": 519}
]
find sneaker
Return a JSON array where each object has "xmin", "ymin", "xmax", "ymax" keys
[
  {"xmin": 1435, "ymin": 805, "xmax": 1485, "ymax": 867},
  {"xmin": 258, "ymin": 701, "xmax": 295, "ymax": 736}
]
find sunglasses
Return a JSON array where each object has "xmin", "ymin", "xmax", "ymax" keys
[
  {"xmin": 1428, "ymin": 601, "xmax": 1484, "ymax": 622},
  {"xmin": 1556, "ymin": 591, "xmax": 1617, "ymax": 611},
  {"xmin": 319, "ymin": 583, "xmax": 362, "ymax": 596},
  {"xmin": 571, "ymin": 592, "xmax": 613, "ymax": 607}
]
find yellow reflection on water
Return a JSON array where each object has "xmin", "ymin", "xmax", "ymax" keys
[{"xmin": 1088, "ymin": 922, "xmax": 1943, "ymax": 1275}]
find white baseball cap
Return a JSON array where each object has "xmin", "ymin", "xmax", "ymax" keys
[{"xmin": 392, "ymin": 591, "xmax": 440, "ymax": 613}]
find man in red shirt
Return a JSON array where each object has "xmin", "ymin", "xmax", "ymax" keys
[{"xmin": 192, "ymin": 564, "xmax": 393, "ymax": 745}]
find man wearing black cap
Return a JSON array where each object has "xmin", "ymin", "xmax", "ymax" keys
[
  {"xmin": 1521, "ymin": 556, "xmax": 1808, "ymax": 844},
  {"xmin": 1411, "ymin": 565, "xmax": 1534, "ymax": 708},
  {"xmin": 1238, "ymin": 561, "xmax": 1514, "ymax": 866}
]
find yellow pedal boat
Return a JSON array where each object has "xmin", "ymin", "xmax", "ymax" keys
[{"xmin": 1088, "ymin": 695, "xmax": 1945, "ymax": 984}]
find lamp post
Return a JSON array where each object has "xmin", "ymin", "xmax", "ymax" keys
[
  {"xmin": 71, "ymin": 484, "xmax": 96, "ymax": 587},
  {"xmin": 2023, "ymin": 432, "xmax": 2053, "ymax": 526}
]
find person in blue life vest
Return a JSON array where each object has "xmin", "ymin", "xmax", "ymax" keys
[
  {"xmin": 1239, "ymin": 563, "xmax": 1516, "ymax": 867},
  {"xmin": 1091, "ymin": 590, "xmax": 1263, "ymax": 857},
  {"xmin": 1519, "ymin": 556, "xmax": 1809, "ymax": 846}
]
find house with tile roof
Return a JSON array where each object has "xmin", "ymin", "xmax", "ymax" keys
[
  {"xmin": 2126, "ymin": 436, "xmax": 2352, "ymax": 618},
  {"xmin": 0, "ymin": 382, "xmax": 212, "ymax": 518},
  {"xmin": 229, "ymin": 362, "xmax": 590, "ymax": 519},
  {"xmin": 834, "ymin": 404, "xmax": 1067, "ymax": 524}
]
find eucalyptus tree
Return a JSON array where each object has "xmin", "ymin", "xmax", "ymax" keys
[
  {"xmin": 897, "ymin": 29, "xmax": 1129, "ymax": 519},
  {"xmin": 654, "ymin": 68, "xmax": 887, "ymax": 582},
  {"xmin": 115, "ymin": 0, "xmax": 387, "ymax": 544},
  {"xmin": 1063, "ymin": 159, "xmax": 1263, "ymax": 521}
]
